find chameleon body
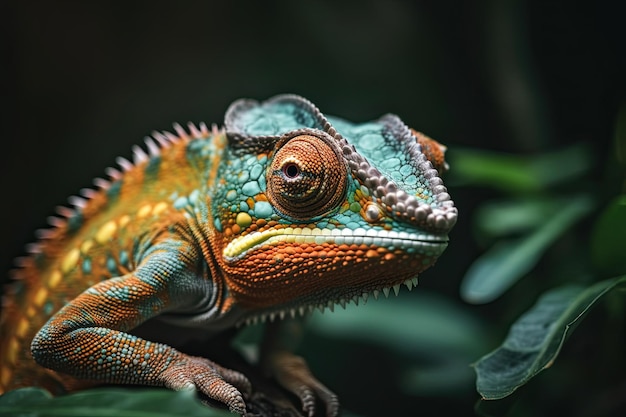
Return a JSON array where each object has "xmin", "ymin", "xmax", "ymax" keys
[{"xmin": 0, "ymin": 95, "xmax": 457, "ymax": 416}]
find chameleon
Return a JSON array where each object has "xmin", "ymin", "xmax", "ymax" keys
[{"xmin": 0, "ymin": 94, "xmax": 457, "ymax": 416}]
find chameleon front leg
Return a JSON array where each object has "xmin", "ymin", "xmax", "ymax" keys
[
  {"xmin": 30, "ymin": 239, "xmax": 251, "ymax": 414},
  {"xmin": 261, "ymin": 320, "xmax": 339, "ymax": 417}
]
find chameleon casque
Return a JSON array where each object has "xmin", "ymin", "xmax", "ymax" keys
[{"xmin": 0, "ymin": 94, "xmax": 457, "ymax": 416}]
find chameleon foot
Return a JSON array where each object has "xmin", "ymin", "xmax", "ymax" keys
[
  {"xmin": 161, "ymin": 354, "xmax": 252, "ymax": 414},
  {"xmin": 266, "ymin": 351, "xmax": 339, "ymax": 417}
]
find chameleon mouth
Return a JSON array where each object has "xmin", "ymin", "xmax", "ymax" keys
[
  {"xmin": 237, "ymin": 275, "xmax": 420, "ymax": 327},
  {"xmin": 222, "ymin": 226, "xmax": 448, "ymax": 261}
]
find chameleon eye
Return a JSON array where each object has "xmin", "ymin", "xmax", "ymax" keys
[{"xmin": 267, "ymin": 134, "xmax": 347, "ymax": 220}]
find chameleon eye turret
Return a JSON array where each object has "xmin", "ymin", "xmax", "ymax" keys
[{"xmin": 267, "ymin": 132, "xmax": 347, "ymax": 220}]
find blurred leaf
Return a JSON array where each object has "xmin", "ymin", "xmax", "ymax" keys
[
  {"xmin": 401, "ymin": 358, "xmax": 475, "ymax": 396},
  {"xmin": 448, "ymin": 149, "xmax": 538, "ymax": 192},
  {"xmin": 591, "ymin": 195, "xmax": 626, "ymax": 276},
  {"xmin": 473, "ymin": 197, "xmax": 565, "ymax": 239},
  {"xmin": 448, "ymin": 143, "xmax": 592, "ymax": 193},
  {"xmin": 473, "ymin": 276, "xmax": 626, "ymax": 400},
  {"xmin": 307, "ymin": 291, "xmax": 488, "ymax": 358},
  {"xmin": 307, "ymin": 291, "xmax": 488, "ymax": 396},
  {"xmin": 461, "ymin": 194, "xmax": 594, "ymax": 304},
  {"xmin": 0, "ymin": 387, "xmax": 51, "ymax": 407},
  {"xmin": 0, "ymin": 387, "xmax": 232, "ymax": 417}
]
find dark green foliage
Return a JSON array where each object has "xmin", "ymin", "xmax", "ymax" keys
[
  {"xmin": 460, "ymin": 193, "xmax": 594, "ymax": 304},
  {"xmin": 591, "ymin": 196, "xmax": 626, "ymax": 276},
  {"xmin": 474, "ymin": 277, "xmax": 626, "ymax": 400},
  {"xmin": 0, "ymin": 387, "xmax": 232, "ymax": 417}
]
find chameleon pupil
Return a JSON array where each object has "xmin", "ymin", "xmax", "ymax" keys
[{"xmin": 283, "ymin": 163, "xmax": 300, "ymax": 179}]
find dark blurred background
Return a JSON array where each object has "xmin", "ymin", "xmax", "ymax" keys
[{"xmin": 2, "ymin": 1, "xmax": 625, "ymax": 416}]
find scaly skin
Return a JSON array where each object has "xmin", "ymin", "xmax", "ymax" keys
[{"xmin": 0, "ymin": 95, "xmax": 457, "ymax": 416}]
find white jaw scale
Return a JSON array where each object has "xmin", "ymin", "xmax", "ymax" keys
[{"xmin": 223, "ymin": 226, "xmax": 448, "ymax": 261}]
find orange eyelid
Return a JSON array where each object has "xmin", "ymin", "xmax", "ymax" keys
[{"xmin": 267, "ymin": 134, "xmax": 346, "ymax": 220}]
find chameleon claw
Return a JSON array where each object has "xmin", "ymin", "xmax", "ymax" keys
[
  {"xmin": 161, "ymin": 354, "xmax": 250, "ymax": 414},
  {"xmin": 300, "ymin": 389, "xmax": 316, "ymax": 417},
  {"xmin": 264, "ymin": 351, "xmax": 340, "ymax": 417}
]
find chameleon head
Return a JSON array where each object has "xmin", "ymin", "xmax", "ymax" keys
[{"xmin": 211, "ymin": 95, "xmax": 457, "ymax": 318}]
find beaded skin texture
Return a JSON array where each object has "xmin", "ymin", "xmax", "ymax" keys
[{"xmin": 0, "ymin": 94, "xmax": 457, "ymax": 416}]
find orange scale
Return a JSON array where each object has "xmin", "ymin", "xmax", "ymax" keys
[{"xmin": 271, "ymin": 252, "xmax": 284, "ymax": 261}]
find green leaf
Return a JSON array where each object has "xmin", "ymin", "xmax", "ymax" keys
[
  {"xmin": 473, "ymin": 275, "xmax": 626, "ymax": 400},
  {"xmin": 0, "ymin": 387, "xmax": 233, "ymax": 417},
  {"xmin": 307, "ymin": 291, "xmax": 488, "ymax": 358},
  {"xmin": 473, "ymin": 197, "xmax": 565, "ymax": 239},
  {"xmin": 401, "ymin": 358, "xmax": 476, "ymax": 396},
  {"xmin": 0, "ymin": 387, "xmax": 52, "ymax": 407},
  {"xmin": 448, "ymin": 143, "xmax": 592, "ymax": 193},
  {"xmin": 307, "ymin": 291, "xmax": 489, "ymax": 395},
  {"xmin": 461, "ymin": 194, "xmax": 594, "ymax": 304},
  {"xmin": 591, "ymin": 195, "xmax": 626, "ymax": 276}
]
